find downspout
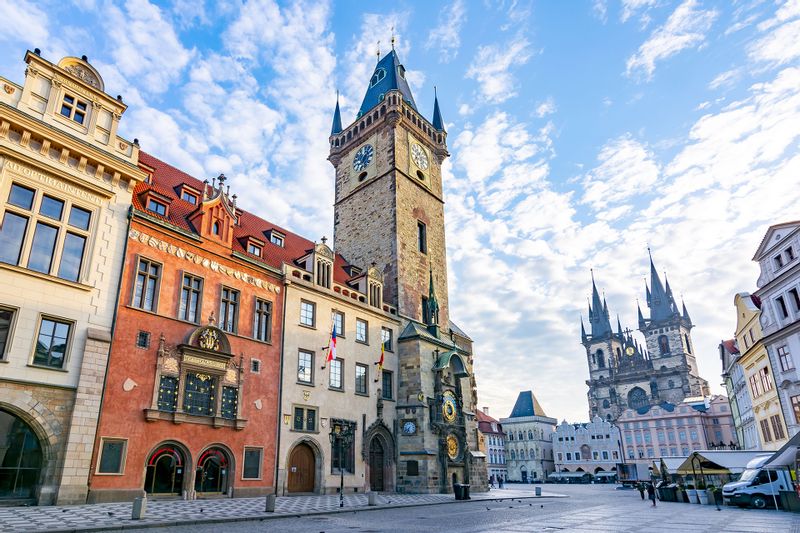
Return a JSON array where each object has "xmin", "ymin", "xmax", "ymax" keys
[
  {"xmin": 273, "ymin": 276, "xmax": 288, "ymax": 495},
  {"xmin": 88, "ymin": 205, "xmax": 133, "ymax": 492}
]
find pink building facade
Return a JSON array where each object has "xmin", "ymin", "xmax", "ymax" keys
[{"xmin": 618, "ymin": 395, "xmax": 738, "ymax": 466}]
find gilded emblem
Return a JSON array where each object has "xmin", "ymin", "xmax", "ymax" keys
[
  {"xmin": 303, "ymin": 390, "xmax": 310, "ymax": 401},
  {"xmin": 225, "ymin": 369, "xmax": 237, "ymax": 383},
  {"xmin": 446, "ymin": 434, "xmax": 459, "ymax": 460},
  {"xmin": 3, "ymin": 84, "xmax": 14, "ymax": 95},
  {"xmin": 198, "ymin": 328, "xmax": 220, "ymax": 351}
]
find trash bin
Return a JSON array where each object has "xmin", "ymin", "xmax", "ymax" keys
[
  {"xmin": 453, "ymin": 483, "xmax": 464, "ymax": 500},
  {"xmin": 462, "ymin": 484, "xmax": 470, "ymax": 500}
]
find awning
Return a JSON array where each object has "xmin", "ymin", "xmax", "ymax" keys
[
  {"xmin": 675, "ymin": 451, "xmax": 769, "ymax": 475},
  {"xmin": 595, "ymin": 472, "xmax": 617, "ymax": 477},
  {"xmin": 763, "ymin": 431, "xmax": 800, "ymax": 468},
  {"xmin": 660, "ymin": 456, "xmax": 688, "ymax": 474},
  {"xmin": 549, "ymin": 472, "xmax": 591, "ymax": 478}
]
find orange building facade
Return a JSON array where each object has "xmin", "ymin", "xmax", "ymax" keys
[{"xmin": 88, "ymin": 153, "xmax": 284, "ymax": 502}]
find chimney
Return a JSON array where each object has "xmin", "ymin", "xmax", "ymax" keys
[{"xmin": 483, "ymin": 407, "xmax": 489, "ymax": 415}]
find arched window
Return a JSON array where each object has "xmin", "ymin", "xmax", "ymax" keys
[
  {"xmin": 0, "ymin": 409, "xmax": 43, "ymax": 500},
  {"xmin": 510, "ymin": 450, "xmax": 516, "ymax": 460},
  {"xmin": 509, "ymin": 432, "xmax": 514, "ymax": 441},
  {"xmin": 212, "ymin": 221, "xmax": 220, "ymax": 235},
  {"xmin": 658, "ymin": 335, "xmax": 670, "ymax": 355},
  {"xmin": 528, "ymin": 430, "xmax": 533, "ymax": 440},
  {"xmin": 518, "ymin": 431, "xmax": 523, "ymax": 440},
  {"xmin": 627, "ymin": 387, "xmax": 649, "ymax": 411},
  {"xmin": 530, "ymin": 449, "xmax": 535, "ymax": 459},
  {"xmin": 603, "ymin": 399, "xmax": 610, "ymax": 408},
  {"xmin": 596, "ymin": 349, "xmax": 606, "ymax": 368}
]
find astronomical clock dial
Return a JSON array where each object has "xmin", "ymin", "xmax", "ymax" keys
[
  {"xmin": 410, "ymin": 142, "xmax": 429, "ymax": 170},
  {"xmin": 625, "ymin": 346, "xmax": 635, "ymax": 356},
  {"xmin": 446, "ymin": 434, "xmax": 459, "ymax": 460},
  {"xmin": 442, "ymin": 390, "xmax": 458, "ymax": 423},
  {"xmin": 402, "ymin": 420, "xmax": 417, "ymax": 435},
  {"xmin": 352, "ymin": 144, "xmax": 374, "ymax": 172}
]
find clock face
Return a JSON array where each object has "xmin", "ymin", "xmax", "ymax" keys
[
  {"xmin": 625, "ymin": 346, "xmax": 635, "ymax": 356},
  {"xmin": 410, "ymin": 143, "xmax": 429, "ymax": 170},
  {"xmin": 403, "ymin": 421, "xmax": 417, "ymax": 435},
  {"xmin": 352, "ymin": 144, "xmax": 374, "ymax": 172},
  {"xmin": 446, "ymin": 434, "xmax": 459, "ymax": 460},
  {"xmin": 442, "ymin": 391, "xmax": 458, "ymax": 423}
]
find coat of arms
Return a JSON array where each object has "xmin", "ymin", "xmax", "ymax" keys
[{"xmin": 198, "ymin": 328, "xmax": 220, "ymax": 351}]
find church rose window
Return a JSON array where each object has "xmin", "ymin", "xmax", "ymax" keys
[{"xmin": 627, "ymin": 387, "xmax": 649, "ymax": 411}]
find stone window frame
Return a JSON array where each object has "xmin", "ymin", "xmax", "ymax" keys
[
  {"xmin": 297, "ymin": 349, "xmax": 314, "ymax": 385},
  {"xmin": 1, "ymin": 180, "xmax": 95, "ymax": 284},
  {"xmin": 331, "ymin": 310, "xmax": 345, "ymax": 338},
  {"xmin": 329, "ymin": 357, "xmax": 344, "ymax": 391},
  {"xmin": 94, "ymin": 437, "xmax": 128, "ymax": 476},
  {"xmin": 381, "ymin": 327, "xmax": 393, "ymax": 352},
  {"xmin": 145, "ymin": 332, "xmax": 247, "ymax": 429},
  {"xmin": 292, "ymin": 405, "xmax": 318, "ymax": 433},
  {"xmin": 355, "ymin": 363, "xmax": 369, "ymax": 396},
  {"xmin": 131, "ymin": 255, "xmax": 162, "ymax": 312},
  {"xmin": 356, "ymin": 318, "xmax": 368, "ymax": 344},
  {"xmin": 28, "ymin": 313, "xmax": 75, "ymax": 371},
  {"xmin": 242, "ymin": 446, "xmax": 263, "ymax": 480},
  {"xmin": 58, "ymin": 91, "xmax": 90, "ymax": 126},
  {"xmin": 0, "ymin": 304, "xmax": 19, "ymax": 361},
  {"xmin": 178, "ymin": 271, "xmax": 204, "ymax": 324}
]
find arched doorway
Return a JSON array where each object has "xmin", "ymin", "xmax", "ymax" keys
[
  {"xmin": 0, "ymin": 409, "xmax": 43, "ymax": 502},
  {"xmin": 287, "ymin": 442, "xmax": 315, "ymax": 493},
  {"xmin": 520, "ymin": 465, "xmax": 528, "ymax": 483},
  {"xmin": 144, "ymin": 444, "xmax": 186, "ymax": 496},
  {"xmin": 369, "ymin": 437, "xmax": 384, "ymax": 491},
  {"xmin": 195, "ymin": 447, "xmax": 230, "ymax": 496}
]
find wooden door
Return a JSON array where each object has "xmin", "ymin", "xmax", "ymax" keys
[
  {"xmin": 288, "ymin": 443, "xmax": 315, "ymax": 493},
  {"xmin": 369, "ymin": 438, "xmax": 384, "ymax": 492}
]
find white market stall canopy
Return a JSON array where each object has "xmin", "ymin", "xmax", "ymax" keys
[{"xmin": 675, "ymin": 451, "xmax": 771, "ymax": 475}]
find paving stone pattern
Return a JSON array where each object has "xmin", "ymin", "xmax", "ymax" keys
[{"xmin": 0, "ymin": 488, "xmax": 559, "ymax": 532}]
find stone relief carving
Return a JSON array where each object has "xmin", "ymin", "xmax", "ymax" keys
[{"xmin": 64, "ymin": 64, "xmax": 100, "ymax": 88}]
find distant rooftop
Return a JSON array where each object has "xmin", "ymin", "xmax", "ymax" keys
[{"xmin": 508, "ymin": 390, "xmax": 548, "ymax": 418}]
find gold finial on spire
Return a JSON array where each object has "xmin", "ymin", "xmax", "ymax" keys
[{"xmin": 391, "ymin": 26, "xmax": 396, "ymax": 49}]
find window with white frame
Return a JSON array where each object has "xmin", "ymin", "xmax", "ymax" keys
[
  {"xmin": 0, "ymin": 183, "xmax": 93, "ymax": 282},
  {"xmin": 329, "ymin": 358, "xmax": 343, "ymax": 390},
  {"xmin": 297, "ymin": 350, "xmax": 313, "ymax": 384},
  {"xmin": 356, "ymin": 318, "xmax": 368, "ymax": 343},
  {"xmin": 219, "ymin": 287, "xmax": 239, "ymax": 333},
  {"xmin": 332, "ymin": 310, "xmax": 344, "ymax": 337},
  {"xmin": 0, "ymin": 306, "xmax": 15, "ymax": 360},
  {"xmin": 300, "ymin": 300, "xmax": 315, "ymax": 327},
  {"xmin": 253, "ymin": 298, "xmax": 272, "ymax": 342},
  {"xmin": 778, "ymin": 345, "xmax": 794, "ymax": 372}
]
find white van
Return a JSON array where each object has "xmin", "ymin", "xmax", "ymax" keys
[{"xmin": 722, "ymin": 454, "xmax": 793, "ymax": 509}]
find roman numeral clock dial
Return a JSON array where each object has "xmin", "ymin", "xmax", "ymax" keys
[{"xmin": 352, "ymin": 144, "xmax": 374, "ymax": 172}]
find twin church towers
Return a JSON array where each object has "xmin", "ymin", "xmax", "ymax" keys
[{"xmin": 582, "ymin": 256, "xmax": 710, "ymax": 422}]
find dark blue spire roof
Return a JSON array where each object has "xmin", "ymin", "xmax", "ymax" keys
[
  {"xmin": 358, "ymin": 49, "xmax": 417, "ymax": 118},
  {"xmin": 682, "ymin": 299, "xmax": 692, "ymax": 325},
  {"xmin": 432, "ymin": 88, "xmax": 444, "ymax": 131},
  {"xmin": 508, "ymin": 390, "xmax": 547, "ymax": 418},
  {"xmin": 646, "ymin": 253, "xmax": 675, "ymax": 322},
  {"xmin": 589, "ymin": 272, "xmax": 612, "ymax": 338},
  {"xmin": 331, "ymin": 95, "xmax": 342, "ymax": 135}
]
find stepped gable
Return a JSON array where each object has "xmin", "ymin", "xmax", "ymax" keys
[{"xmin": 136, "ymin": 152, "xmax": 354, "ymax": 284}]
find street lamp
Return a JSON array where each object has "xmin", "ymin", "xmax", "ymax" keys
[{"xmin": 329, "ymin": 421, "xmax": 354, "ymax": 508}]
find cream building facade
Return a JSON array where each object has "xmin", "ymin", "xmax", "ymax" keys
[
  {"xmin": 734, "ymin": 292, "xmax": 789, "ymax": 450},
  {"xmin": 0, "ymin": 50, "xmax": 145, "ymax": 504},
  {"xmin": 552, "ymin": 417, "xmax": 621, "ymax": 481},
  {"xmin": 500, "ymin": 391, "xmax": 556, "ymax": 483},
  {"xmin": 278, "ymin": 243, "xmax": 401, "ymax": 495}
]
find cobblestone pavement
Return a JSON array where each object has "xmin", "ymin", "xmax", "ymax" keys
[
  {"xmin": 126, "ymin": 484, "xmax": 800, "ymax": 533},
  {"xmin": 0, "ymin": 487, "xmax": 562, "ymax": 532}
]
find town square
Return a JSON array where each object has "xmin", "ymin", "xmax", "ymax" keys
[{"xmin": 0, "ymin": 0, "xmax": 799, "ymax": 531}]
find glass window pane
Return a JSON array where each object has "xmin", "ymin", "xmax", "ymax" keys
[
  {"xmin": 57, "ymin": 232, "xmax": 86, "ymax": 281},
  {"xmin": 60, "ymin": 105, "xmax": 72, "ymax": 117},
  {"xmin": 34, "ymin": 318, "xmax": 69, "ymax": 368},
  {"xmin": 0, "ymin": 308, "xmax": 12, "ymax": 358},
  {"xmin": 68, "ymin": 206, "xmax": 91, "ymax": 230},
  {"xmin": 8, "ymin": 184, "xmax": 35, "ymax": 210},
  {"xmin": 63, "ymin": 95, "xmax": 74, "ymax": 104},
  {"xmin": 0, "ymin": 212, "xmax": 28, "ymax": 265},
  {"xmin": 39, "ymin": 196, "xmax": 64, "ymax": 220},
  {"xmin": 76, "ymin": 101, "xmax": 87, "ymax": 111},
  {"xmin": 98, "ymin": 440, "xmax": 125, "ymax": 474},
  {"xmin": 27, "ymin": 222, "xmax": 58, "ymax": 274},
  {"xmin": 74, "ymin": 112, "xmax": 85, "ymax": 125},
  {"xmin": 243, "ymin": 449, "xmax": 261, "ymax": 479}
]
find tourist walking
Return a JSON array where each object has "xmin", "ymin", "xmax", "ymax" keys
[
  {"xmin": 647, "ymin": 483, "xmax": 657, "ymax": 507},
  {"xmin": 637, "ymin": 482, "xmax": 645, "ymax": 500}
]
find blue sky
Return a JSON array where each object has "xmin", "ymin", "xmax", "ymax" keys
[{"xmin": 2, "ymin": 0, "xmax": 799, "ymax": 422}]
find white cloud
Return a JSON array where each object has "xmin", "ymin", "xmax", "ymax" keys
[
  {"xmin": 581, "ymin": 134, "xmax": 660, "ymax": 211},
  {"xmin": 626, "ymin": 0, "xmax": 718, "ymax": 81},
  {"xmin": 620, "ymin": 0, "xmax": 659, "ymax": 25},
  {"xmin": 426, "ymin": 0, "xmax": 467, "ymax": 62},
  {"xmin": 592, "ymin": 0, "xmax": 608, "ymax": 23},
  {"xmin": 106, "ymin": 0, "xmax": 194, "ymax": 93},
  {"xmin": 0, "ymin": 2, "xmax": 49, "ymax": 45},
  {"xmin": 535, "ymin": 96, "xmax": 557, "ymax": 117},
  {"xmin": 466, "ymin": 35, "xmax": 533, "ymax": 103},
  {"xmin": 709, "ymin": 68, "xmax": 740, "ymax": 90},
  {"xmin": 749, "ymin": 0, "xmax": 800, "ymax": 66}
]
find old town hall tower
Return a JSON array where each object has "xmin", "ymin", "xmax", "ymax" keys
[
  {"xmin": 328, "ymin": 49, "xmax": 486, "ymax": 494},
  {"xmin": 583, "ymin": 255, "xmax": 709, "ymax": 423}
]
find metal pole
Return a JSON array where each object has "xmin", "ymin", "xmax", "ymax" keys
[{"xmin": 339, "ymin": 437, "xmax": 344, "ymax": 508}]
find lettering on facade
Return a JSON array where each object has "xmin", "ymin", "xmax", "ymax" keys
[
  {"xmin": 4, "ymin": 160, "xmax": 105, "ymax": 205},
  {"xmin": 183, "ymin": 354, "xmax": 227, "ymax": 371},
  {"xmin": 129, "ymin": 229, "xmax": 282, "ymax": 294}
]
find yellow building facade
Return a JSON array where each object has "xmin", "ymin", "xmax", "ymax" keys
[{"xmin": 734, "ymin": 292, "xmax": 788, "ymax": 450}]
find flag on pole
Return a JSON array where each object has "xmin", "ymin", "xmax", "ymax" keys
[
  {"xmin": 322, "ymin": 323, "xmax": 336, "ymax": 369},
  {"xmin": 373, "ymin": 341, "xmax": 384, "ymax": 382}
]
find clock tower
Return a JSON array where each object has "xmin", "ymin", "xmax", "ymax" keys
[{"xmin": 328, "ymin": 49, "xmax": 486, "ymax": 494}]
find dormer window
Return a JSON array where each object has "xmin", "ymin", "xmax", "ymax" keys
[
  {"xmin": 60, "ymin": 94, "xmax": 88, "ymax": 125},
  {"xmin": 146, "ymin": 199, "xmax": 167, "ymax": 216},
  {"xmin": 268, "ymin": 230, "xmax": 285, "ymax": 247},
  {"xmin": 181, "ymin": 190, "xmax": 198, "ymax": 205},
  {"xmin": 397, "ymin": 65, "xmax": 406, "ymax": 79},
  {"xmin": 370, "ymin": 68, "xmax": 386, "ymax": 87},
  {"xmin": 248, "ymin": 242, "xmax": 262, "ymax": 256}
]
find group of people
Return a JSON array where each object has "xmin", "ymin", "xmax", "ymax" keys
[
  {"xmin": 489, "ymin": 476, "xmax": 505, "ymax": 489},
  {"xmin": 637, "ymin": 482, "xmax": 658, "ymax": 507}
]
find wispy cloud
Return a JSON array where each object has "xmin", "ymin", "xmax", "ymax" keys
[
  {"xmin": 466, "ymin": 35, "xmax": 533, "ymax": 103},
  {"xmin": 748, "ymin": 0, "xmax": 800, "ymax": 66},
  {"xmin": 426, "ymin": 0, "xmax": 467, "ymax": 62},
  {"xmin": 626, "ymin": 0, "xmax": 718, "ymax": 81},
  {"xmin": 620, "ymin": 0, "xmax": 660, "ymax": 25},
  {"xmin": 535, "ymin": 96, "xmax": 557, "ymax": 117},
  {"xmin": 592, "ymin": 0, "xmax": 608, "ymax": 24}
]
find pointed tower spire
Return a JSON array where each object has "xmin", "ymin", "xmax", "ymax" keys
[
  {"xmin": 589, "ymin": 270, "xmax": 612, "ymax": 338},
  {"xmin": 647, "ymin": 250, "xmax": 672, "ymax": 322},
  {"xmin": 682, "ymin": 298, "xmax": 692, "ymax": 325},
  {"xmin": 617, "ymin": 315, "xmax": 624, "ymax": 338},
  {"xmin": 581, "ymin": 316, "xmax": 588, "ymax": 344},
  {"xmin": 330, "ymin": 91, "xmax": 343, "ymax": 135},
  {"xmin": 432, "ymin": 86, "xmax": 444, "ymax": 131},
  {"xmin": 637, "ymin": 300, "xmax": 646, "ymax": 329},
  {"xmin": 426, "ymin": 264, "xmax": 440, "ymax": 336},
  {"xmin": 358, "ymin": 48, "xmax": 417, "ymax": 118}
]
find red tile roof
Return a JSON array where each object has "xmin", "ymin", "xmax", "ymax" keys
[
  {"xmin": 721, "ymin": 339, "xmax": 739, "ymax": 355},
  {"xmin": 136, "ymin": 151, "xmax": 353, "ymax": 284},
  {"xmin": 476, "ymin": 409, "xmax": 499, "ymax": 424}
]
